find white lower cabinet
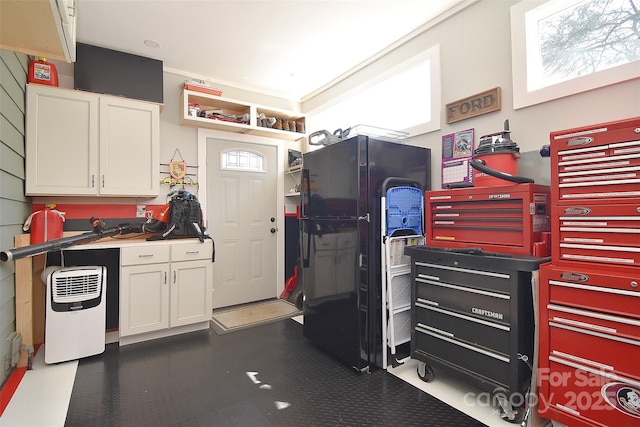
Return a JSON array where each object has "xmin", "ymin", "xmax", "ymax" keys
[{"xmin": 119, "ymin": 241, "xmax": 213, "ymax": 345}]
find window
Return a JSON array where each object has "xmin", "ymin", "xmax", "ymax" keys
[
  {"xmin": 308, "ymin": 45, "xmax": 441, "ymax": 137},
  {"xmin": 511, "ymin": 0, "xmax": 640, "ymax": 109},
  {"xmin": 221, "ymin": 150, "xmax": 265, "ymax": 172}
]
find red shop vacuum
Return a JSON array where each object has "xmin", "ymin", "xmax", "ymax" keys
[
  {"xmin": 426, "ymin": 119, "xmax": 552, "ymax": 257},
  {"xmin": 470, "ymin": 119, "xmax": 534, "ymax": 186}
]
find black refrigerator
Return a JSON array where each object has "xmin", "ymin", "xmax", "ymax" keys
[{"xmin": 300, "ymin": 135, "xmax": 430, "ymax": 371}]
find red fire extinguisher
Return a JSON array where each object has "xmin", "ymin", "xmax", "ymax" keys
[
  {"xmin": 23, "ymin": 204, "xmax": 66, "ymax": 244},
  {"xmin": 28, "ymin": 57, "xmax": 59, "ymax": 87}
]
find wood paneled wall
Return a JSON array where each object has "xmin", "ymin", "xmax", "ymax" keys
[{"xmin": 0, "ymin": 50, "xmax": 31, "ymax": 383}]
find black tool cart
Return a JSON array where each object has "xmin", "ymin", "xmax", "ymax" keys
[{"xmin": 404, "ymin": 246, "xmax": 548, "ymax": 423}]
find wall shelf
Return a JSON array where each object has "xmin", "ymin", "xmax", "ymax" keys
[
  {"xmin": 180, "ymin": 90, "xmax": 307, "ymax": 141},
  {"xmin": 285, "ymin": 165, "xmax": 302, "ymax": 197}
]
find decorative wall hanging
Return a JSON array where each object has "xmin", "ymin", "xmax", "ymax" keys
[
  {"xmin": 161, "ymin": 148, "xmax": 199, "ymax": 189},
  {"xmin": 446, "ymin": 87, "xmax": 502, "ymax": 124}
]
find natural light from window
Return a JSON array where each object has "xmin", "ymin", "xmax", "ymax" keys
[
  {"xmin": 221, "ymin": 150, "xmax": 264, "ymax": 172},
  {"xmin": 309, "ymin": 45, "xmax": 441, "ymax": 138},
  {"xmin": 511, "ymin": 0, "xmax": 640, "ymax": 109}
]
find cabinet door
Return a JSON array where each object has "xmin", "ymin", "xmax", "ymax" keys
[
  {"xmin": 99, "ymin": 97, "xmax": 160, "ymax": 196},
  {"xmin": 120, "ymin": 263, "xmax": 170, "ymax": 337},
  {"xmin": 25, "ymin": 84, "xmax": 99, "ymax": 196},
  {"xmin": 170, "ymin": 259, "xmax": 213, "ymax": 327}
]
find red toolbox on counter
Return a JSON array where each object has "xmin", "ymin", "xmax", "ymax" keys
[{"xmin": 425, "ymin": 183, "xmax": 551, "ymax": 256}]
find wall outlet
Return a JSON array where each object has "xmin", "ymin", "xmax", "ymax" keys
[{"xmin": 136, "ymin": 205, "xmax": 147, "ymax": 218}]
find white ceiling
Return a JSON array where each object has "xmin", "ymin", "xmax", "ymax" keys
[{"xmin": 75, "ymin": 0, "xmax": 464, "ymax": 101}]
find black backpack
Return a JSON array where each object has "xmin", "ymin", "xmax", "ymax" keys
[{"xmin": 149, "ymin": 190, "xmax": 207, "ymax": 242}]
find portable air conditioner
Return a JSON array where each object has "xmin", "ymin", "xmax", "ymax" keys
[{"xmin": 45, "ymin": 266, "xmax": 107, "ymax": 364}]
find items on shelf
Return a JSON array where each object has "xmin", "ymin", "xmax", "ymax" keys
[
  {"xmin": 257, "ymin": 113, "xmax": 305, "ymax": 133},
  {"xmin": 180, "ymin": 89, "xmax": 307, "ymax": 141},
  {"xmin": 183, "ymin": 79, "xmax": 223, "ymax": 96}
]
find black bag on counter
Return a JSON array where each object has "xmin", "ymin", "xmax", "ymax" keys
[{"xmin": 149, "ymin": 190, "xmax": 207, "ymax": 242}]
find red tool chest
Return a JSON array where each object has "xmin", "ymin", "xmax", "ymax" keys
[
  {"xmin": 551, "ymin": 117, "xmax": 640, "ymax": 203},
  {"xmin": 539, "ymin": 263, "xmax": 640, "ymax": 427},
  {"xmin": 425, "ymin": 183, "xmax": 550, "ymax": 256},
  {"xmin": 539, "ymin": 116, "xmax": 640, "ymax": 427}
]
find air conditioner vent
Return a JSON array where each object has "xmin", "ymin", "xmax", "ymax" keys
[{"xmin": 51, "ymin": 267, "xmax": 104, "ymax": 303}]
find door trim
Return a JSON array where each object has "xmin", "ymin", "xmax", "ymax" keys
[{"xmin": 197, "ymin": 128, "xmax": 290, "ymax": 297}]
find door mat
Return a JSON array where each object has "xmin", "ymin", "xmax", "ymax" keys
[{"xmin": 210, "ymin": 299, "xmax": 302, "ymax": 335}]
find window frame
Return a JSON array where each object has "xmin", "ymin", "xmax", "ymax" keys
[
  {"xmin": 220, "ymin": 149, "xmax": 266, "ymax": 173},
  {"xmin": 308, "ymin": 44, "xmax": 441, "ymax": 137},
  {"xmin": 510, "ymin": 0, "xmax": 640, "ymax": 110}
]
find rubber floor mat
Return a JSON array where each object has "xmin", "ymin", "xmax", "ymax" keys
[{"xmin": 65, "ymin": 320, "xmax": 484, "ymax": 426}]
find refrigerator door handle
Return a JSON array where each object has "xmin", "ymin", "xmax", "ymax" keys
[
  {"xmin": 358, "ymin": 213, "xmax": 370, "ymax": 222},
  {"xmin": 302, "ymin": 228, "xmax": 310, "ymax": 268},
  {"xmin": 300, "ymin": 168, "xmax": 310, "ymax": 220}
]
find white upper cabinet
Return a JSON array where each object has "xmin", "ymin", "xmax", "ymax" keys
[
  {"xmin": 98, "ymin": 96, "xmax": 160, "ymax": 196},
  {"xmin": 26, "ymin": 84, "xmax": 160, "ymax": 197}
]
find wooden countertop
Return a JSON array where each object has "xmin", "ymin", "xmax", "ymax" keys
[{"xmin": 61, "ymin": 232, "xmax": 211, "ymax": 250}]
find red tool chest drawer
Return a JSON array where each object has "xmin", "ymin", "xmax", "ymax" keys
[
  {"xmin": 552, "ymin": 203, "xmax": 640, "ymax": 267},
  {"xmin": 551, "ymin": 117, "xmax": 640, "ymax": 203},
  {"xmin": 540, "ymin": 263, "xmax": 640, "ymax": 319},
  {"xmin": 548, "ymin": 304, "xmax": 640, "ymax": 380},
  {"xmin": 425, "ymin": 183, "xmax": 550, "ymax": 256},
  {"xmin": 542, "ymin": 358, "xmax": 640, "ymax": 427}
]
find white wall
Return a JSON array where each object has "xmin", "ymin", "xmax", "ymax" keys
[{"xmin": 303, "ymin": 0, "xmax": 640, "ymax": 189}]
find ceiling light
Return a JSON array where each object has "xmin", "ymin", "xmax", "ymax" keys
[{"xmin": 144, "ymin": 39, "xmax": 161, "ymax": 48}]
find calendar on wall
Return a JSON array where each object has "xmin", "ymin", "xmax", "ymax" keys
[{"xmin": 441, "ymin": 128, "xmax": 474, "ymax": 189}]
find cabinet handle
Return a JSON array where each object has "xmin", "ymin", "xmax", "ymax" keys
[
  {"xmin": 102, "ymin": 175, "xmax": 105, "ymax": 187},
  {"xmin": 164, "ymin": 272, "xmax": 167, "ymax": 284},
  {"xmin": 186, "ymin": 251, "xmax": 200, "ymax": 255},
  {"xmin": 138, "ymin": 254, "xmax": 154, "ymax": 258},
  {"xmin": 91, "ymin": 175, "xmax": 95, "ymax": 187}
]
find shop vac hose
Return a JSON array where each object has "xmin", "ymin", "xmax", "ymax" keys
[{"xmin": 469, "ymin": 159, "xmax": 535, "ymax": 184}]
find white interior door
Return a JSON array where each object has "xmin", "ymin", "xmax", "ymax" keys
[{"xmin": 207, "ymin": 139, "xmax": 278, "ymax": 308}]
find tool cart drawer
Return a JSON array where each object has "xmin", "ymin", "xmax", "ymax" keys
[
  {"xmin": 541, "ymin": 263, "xmax": 640, "ymax": 320},
  {"xmin": 413, "ymin": 322, "xmax": 510, "ymax": 387},
  {"xmin": 414, "ymin": 274, "xmax": 512, "ymax": 324},
  {"xmin": 548, "ymin": 305, "xmax": 640, "ymax": 380},
  {"xmin": 414, "ymin": 259, "xmax": 513, "ymax": 294},
  {"xmin": 551, "ymin": 116, "xmax": 640, "ymax": 203},
  {"xmin": 552, "ymin": 203, "xmax": 640, "ymax": 267},
  {"xmin": 415, "ymin": 299, "xmax": 510, "ymax": 354}
]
